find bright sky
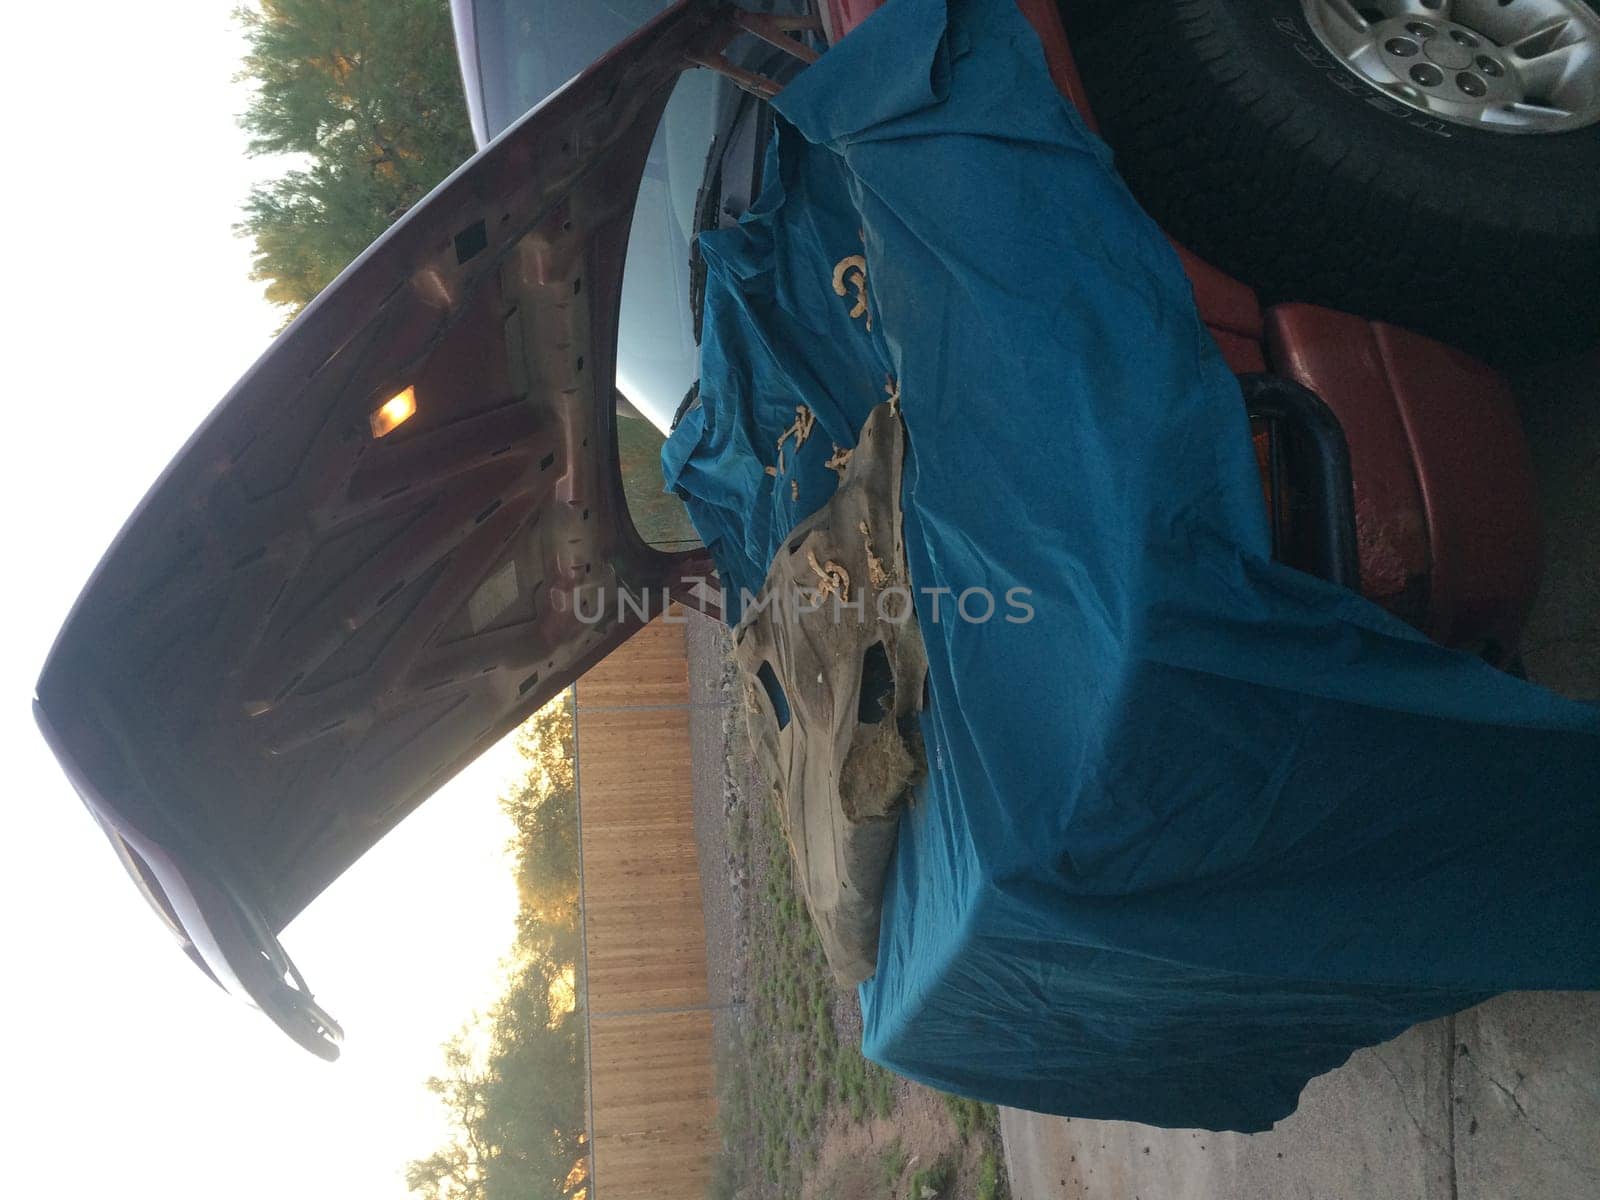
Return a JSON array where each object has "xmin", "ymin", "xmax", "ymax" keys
[{"xmin": 0, "ymin": 4, "xmax": 527, "ymax": 1196}]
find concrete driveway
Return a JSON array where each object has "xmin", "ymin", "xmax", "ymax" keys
[
  {"xmin": 1001, "ymin": 992, "xmax": 1600, "ymax": 1199},
  {"xmin": 1002, "ymin": 354, "xmax": 1600, "ymax": 1199}
]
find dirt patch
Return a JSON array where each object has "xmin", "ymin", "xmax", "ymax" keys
[
  {"xmin": 801, "ymin": 1087, "xmax": 1009, "ymax": 1200},
  {"xmin": 804, "ymin": 1089, "xmax": 964, "ymax": 1200}
]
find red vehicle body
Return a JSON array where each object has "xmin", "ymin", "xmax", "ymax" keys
[{"xmin": 826, "ymin": 0, "xmax": 1542, "ymax": 662}]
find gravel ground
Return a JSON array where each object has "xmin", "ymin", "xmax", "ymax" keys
[
  {"xmin": 686, "ymin": 606, "xmax": 868, "ymax": 1089},
  {"xmin": 685, "ymin": 609, "xmax": 1006, "ymax": 1199},
  {"xmin": 685, "ymin": 610, "xmax": 749, "ymax": 1057}
]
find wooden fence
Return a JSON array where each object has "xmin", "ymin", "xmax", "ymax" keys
[{"xmin": 574, "ymin": 614, "xmax": 717, "ymax": 1199}]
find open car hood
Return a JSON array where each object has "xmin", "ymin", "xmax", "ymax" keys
[{"xmin": 32, "ymin": 1, "xmax": 746, "ymax": 1059}]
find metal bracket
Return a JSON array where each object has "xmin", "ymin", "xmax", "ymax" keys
[
  {"xmin": 734, "ymin": 12, "xmax": 823, "ymax": 63},
  {"xmin": 689, "ymin": 10, "xmax": 823, "ymax": 98}
]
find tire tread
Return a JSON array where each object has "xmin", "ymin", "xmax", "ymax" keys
[{"xmin": 1069, "ymin": 0, "xmax": 1600, "ymax": 364}]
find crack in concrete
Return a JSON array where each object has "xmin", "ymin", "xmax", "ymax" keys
[
  {"xmin": 1467, "ymin": 1062, "xmax": 1541, "ymax": 1133},
  {"xmin": 1456, "ymin": 1052, "xmax": 1600, "ymax": 1177},
  {"xmin": 1369, "ymin": 1048, "xmax": 1450, "ymax": 1156},
  {"xmin": 1446, "ymin": 1015, "xmax": 1459, "ymax": 1200}
]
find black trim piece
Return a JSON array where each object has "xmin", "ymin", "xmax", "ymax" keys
[{"xmin": 1239, "ymin": 373, "xmax": 1360, "ymax": 592}]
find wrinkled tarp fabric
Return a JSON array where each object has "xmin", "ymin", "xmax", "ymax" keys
[{"xmin": 662, "ymin": 0, "xmax": 1600, "ymax": 1131}]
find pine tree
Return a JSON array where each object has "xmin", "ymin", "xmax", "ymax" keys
[{"xmin": 235, "ymin": 0, "xmax": 474, "ymax": 315}]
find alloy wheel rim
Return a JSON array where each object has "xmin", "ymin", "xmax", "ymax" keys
[{"xmin": 1301, "ymin": 0, "xmax": 1600, "ymax": 133}]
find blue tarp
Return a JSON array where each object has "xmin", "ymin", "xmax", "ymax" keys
[{"xmin": 663, "ymin": 0, "xmax": 1600, "ymax": 1131}]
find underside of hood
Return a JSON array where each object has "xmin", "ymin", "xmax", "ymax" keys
[{"xmin": 32, "ymin": 1, "xmax": 745, "ymax": 1057}]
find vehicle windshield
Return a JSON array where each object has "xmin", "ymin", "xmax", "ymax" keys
[
  {"xmin": 464, "ymin": 0, "xmax": 804, "ymax": 430},
  {"xmin": 469, "ymin": 0, "xmax": 673, "ymax": 140},
  {"xmin": 465, "ymin": 0, "xmax": 723, "ymax": 430}
]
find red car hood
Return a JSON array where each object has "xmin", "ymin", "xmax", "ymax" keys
[{"xmin": 33, "ymin": 1, "xmax": 732, "ymax": 1058}]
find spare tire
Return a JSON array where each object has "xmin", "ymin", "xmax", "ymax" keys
[{"xmin": 1070, "ymin": 0, "xmax": 1600, "ymax": 367}]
